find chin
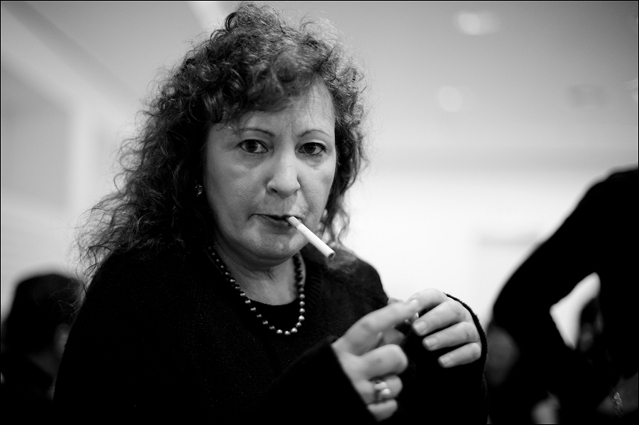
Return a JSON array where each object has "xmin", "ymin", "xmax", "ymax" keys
[{"xmin": 250, "ymin": 238, "xmax": 304, "ymax": 263}]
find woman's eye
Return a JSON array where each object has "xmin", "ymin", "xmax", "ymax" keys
[
  {"xmin": 239, "ymin": 140, "xmax": 268, "ymax": 154},
  {"xmin": 300, "ymin": 143, "xmax": 326, "ymax": 156}
]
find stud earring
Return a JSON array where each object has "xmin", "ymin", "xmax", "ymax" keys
[{"xmin": 195, "ymin": 184, "xmax": 204, "ymax": 197}]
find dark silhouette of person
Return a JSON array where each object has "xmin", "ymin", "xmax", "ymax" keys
[
  {"xmin": 485, "ymin": 320, "xmax": 550, "ymax": 423},
  {"xmin": 493, "ymin": 167, "xmax": 638, "ymax": 422},
  {"xmin": 1, "ymin": 272, "xmax": 81, "ymax": 421}
]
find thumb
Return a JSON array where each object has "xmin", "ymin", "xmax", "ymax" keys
[{"xmin": 339, "ymin": 299, "xmax": 421, "ymax": 355}]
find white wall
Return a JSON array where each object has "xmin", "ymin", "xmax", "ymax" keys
[
  {"xmin": 1, "ymin": 2, "xmax": 637, "ymax": 348},
  {"xmin": 0, "ymin": 4, "xmax": 134, "ymax": 316},
  {"xmin": 343, "ymin": 167, "xmax": 610, "ymax": 345}
]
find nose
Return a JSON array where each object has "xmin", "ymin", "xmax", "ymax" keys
[{"xmin": 266, "ymin": 151, "xmax": 301, "ymax": 197}]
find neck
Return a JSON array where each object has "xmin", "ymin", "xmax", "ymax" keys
[{"xmin": 214, "ymin": 245, "xmax": 299, "ymax": 305}]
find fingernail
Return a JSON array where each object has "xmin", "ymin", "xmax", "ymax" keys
[
  {"xmin": 413, "ymin": 320, "xmax": 427, "ymax": 335},
  {"xmin": 407, "ymin": 298, "xmax": 420, "ymax": 310},
  {"xmin": 423, "ymin": 337, "xmax": 437, "ymax": 349},
  {"xmin": 439, "ymin": 354, "xmax": 452, "ymax": 368}
]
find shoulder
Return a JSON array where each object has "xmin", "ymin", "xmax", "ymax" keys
[
  {"xmin": 95, "ymin": 246, "xmax": 190, "ymax": 280},
  {"xmin": 65, "ymin": 246, "xmax": 214, "ymax": 364},
  {"xmin": 93, "ymin": 245, "xmax": 205, "ymax": 288},
  {"xmin": 307, "ymin": 248, "xmax": 381, "ymax": 285},
  {"xmin": 305, "ymin": 248, "xmax": 387, "ymax": 305},
  {"xmin": 80, "ymin": 246, "xmax": 209, "ymax": 321},
  {"xmin": 571, "ymin": 167, "xmax": 638, "ymax": 231},
  {"xmin": 333, "ymin": 252, "xmax": 381, "ymax": 281},
  {"xmin": 603, "ymin": 167, "xmax": 638, "ymax": 187},
  {"xmin": 581, "ymin": 167, "xmax": 638, "ymax": 205}
]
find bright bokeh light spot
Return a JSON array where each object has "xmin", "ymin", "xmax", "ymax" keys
[
  {"xmin": 458, "ymin": 12, "xmax": 482, "ymax": 35},
  {"xmin": 455, "ymin": 11, "xmax": 500, "ymax": 35},
  {"xmin": 437, "ymin": 86, "xmax": 464, "ymax": 113}
]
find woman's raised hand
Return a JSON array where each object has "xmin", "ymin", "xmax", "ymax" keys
[
  {"xmin": 407, "ymin": 288, "xmax": 482, "ymax": 368},
  {"xmin": 332, "ymin": 300, "xmax": 421, "ymax": 421},
  {"xmin": 332, "ymin": 291, "xmax": 482, "ymax": 421}
]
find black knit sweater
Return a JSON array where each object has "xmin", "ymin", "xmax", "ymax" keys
[{"xmin": 54, "ymin": 246, "xmax": 487, "ymax": 422}]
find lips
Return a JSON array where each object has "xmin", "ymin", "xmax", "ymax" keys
[
  {"xmin": 263, "ymin": 215, "xmax": 289, "ymax": 222},
  {"xmin": 259, "ymin": 214, "xmax": 301, "ymax": 226},
  {"xmin": 260, "ymin": 213, "xmax": 303, "ymax": 222}
]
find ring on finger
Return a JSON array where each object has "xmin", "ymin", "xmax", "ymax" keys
[{"xmin": 371, "ymin": 378, "xmax": 392, "ymax": 404}]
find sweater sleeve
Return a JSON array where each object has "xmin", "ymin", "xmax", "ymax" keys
[
  {"xmin": 326, "ymin": 258, "xmax": 488, "ymax": 423},
  {"xmin": 246, "ymin": 337, "xmax": 378, "ymax": 423},
  {"xmin": 388, "ymin": 295, "xmax": 488, "ymax": 423},
  {"xmin": 53, "ymin": 256, "xmax": 208, "ymax": 421}
]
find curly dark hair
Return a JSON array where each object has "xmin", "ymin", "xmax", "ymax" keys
[{"xmin": 78, "ymin": 2, "xmax": 367, "ymax": 280}]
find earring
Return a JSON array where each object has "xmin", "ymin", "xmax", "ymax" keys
[{"xmin": 195, "ymin": 184, "xmax": 203, "ymax": 197}]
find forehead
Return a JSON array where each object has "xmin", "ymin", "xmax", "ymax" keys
[{"xmin": 238, "ymin": 83, "xmax": 336, "ymax": 130}]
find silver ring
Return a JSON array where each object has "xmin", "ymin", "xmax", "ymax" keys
[{"xmin": 371, "ymin": 378, "xmax": 392, "ymax": 404}]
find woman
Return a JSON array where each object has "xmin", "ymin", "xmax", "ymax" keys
[{"xmin": 54, "ymin": 3, "xmax": 487, "ymax": 422}]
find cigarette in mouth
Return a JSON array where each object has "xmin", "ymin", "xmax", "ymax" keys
[{"xmin": 286, "ymin": 216, "xmax": 335, "ymax": 259}]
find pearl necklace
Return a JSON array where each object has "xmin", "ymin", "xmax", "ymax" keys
[{"xmin": 207, "ymin": 245, "xmax": 306, "ymax": 336}]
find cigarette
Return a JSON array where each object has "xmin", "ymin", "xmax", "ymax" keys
[{"xmin": 286, "ymin": 216, "xmax": 335, "ymax": 259}]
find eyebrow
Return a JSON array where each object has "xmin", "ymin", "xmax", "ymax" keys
[
  {"xmin": 235, "ymin": 127, "xmax": 275, "ymax": 137},
  {"xmin": 299, "ymin": 129, "xmax": 332, "ymax": 138},
  {"xmin": 237, "ymin": 126, "xmax": 332, "ymax": 138}
]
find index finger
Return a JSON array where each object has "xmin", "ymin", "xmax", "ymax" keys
[
  {"xmin": 342, "ymin": 299, "xmax": 421, "ymax": 355},
  {"xmin": 407, "ymin": 288, "xmax": 449, "ymax": 314}
]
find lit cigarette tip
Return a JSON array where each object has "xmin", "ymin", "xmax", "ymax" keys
[{"xmin": 286, "ymin": 216, "xmax": 336, "ymax": 259}]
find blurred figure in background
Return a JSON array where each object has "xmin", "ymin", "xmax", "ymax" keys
[
  {"xmin": 575, "ymin": 296, "xmax": 615, "ymax": 383},
  {"xmin": 493, "ymin": 167, "xmax": 638, "ymax": 423},
  {"xmin": 1, "ymin": 273, "xmax": 81, "ymax": 421},
  {"xmin": 559, "ymin": 295, "xmax": 621, "ymax": 422},
  {"xmin": 485, "ymin": 320, "xmax": 551, "ymax": 423}
]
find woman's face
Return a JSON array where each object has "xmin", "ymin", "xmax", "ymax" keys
[{"xmin": 204, "ymin": 84, "xmax": 337, "ymax": 267}]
